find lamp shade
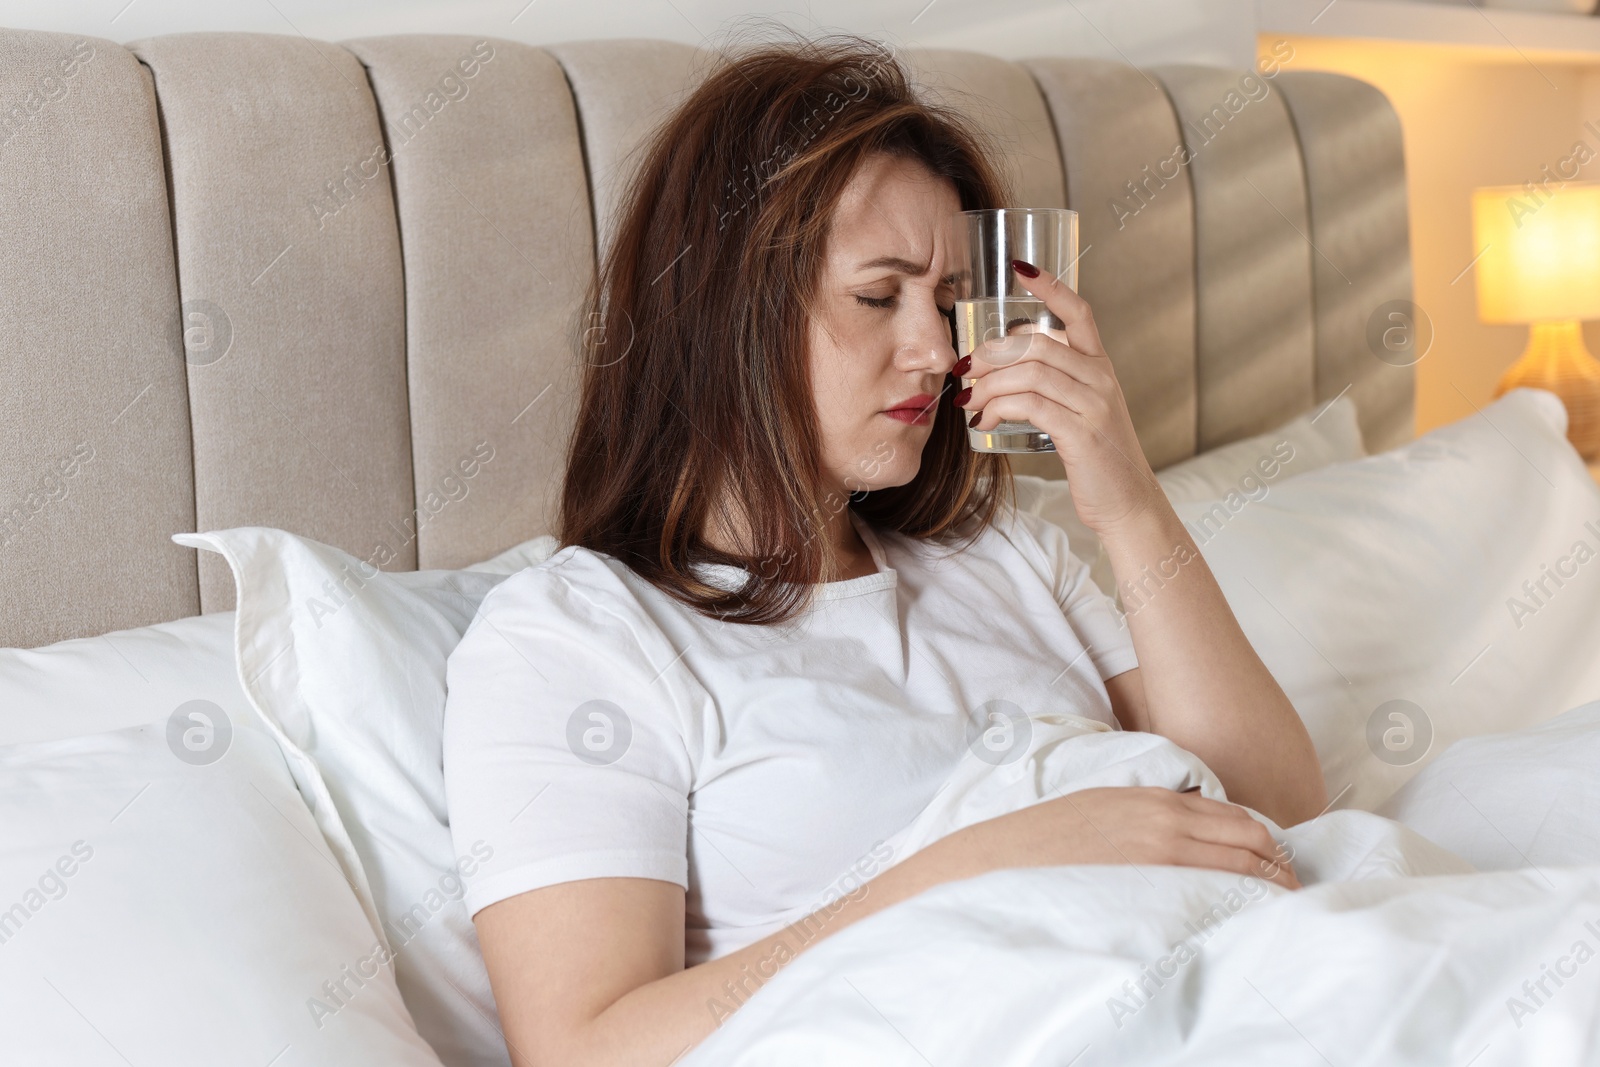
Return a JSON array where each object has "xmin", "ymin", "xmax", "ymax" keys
[{"xmin": 1472, "ymin": 181, "xmax": 1600, "ymax": 324}]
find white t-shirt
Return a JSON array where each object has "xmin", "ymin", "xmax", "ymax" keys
[{"xmin": 441, "ymin": 502, "xmax": 1137, "ymax": 966}]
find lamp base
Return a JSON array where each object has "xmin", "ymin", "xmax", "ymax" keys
[{"xmin": 1493, "ymin": 320, "xmax": 1600, "ymax": 461}]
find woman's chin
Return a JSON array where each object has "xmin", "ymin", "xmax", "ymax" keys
[{"xmin": 854, "ymin": 463, "xmax": 922, "ymax": 494}]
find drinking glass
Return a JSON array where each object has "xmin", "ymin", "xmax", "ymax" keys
[{"xmin": 950, "ymin": 208, "xmax": 1079, "ymax": 453}]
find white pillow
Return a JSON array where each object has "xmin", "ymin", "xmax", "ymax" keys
[
  {"xmin": 1377, "ymin": 698, "xmax": 1600, "ymax": 869},
  {"xmin": 1015, "ymin": 394, "xmax": 1366, "ymax": 594},
  {"xmin": 172, "ymin": 527, "xmax": 559, "ymax": 1067},
  {"xmin": 1171, "ymin": 388, "xmax": 1600, "ymax": 811},
  {"xmin": 0, "ymin": 715, "xmax": 443, "ymax": 1066},
  {"xmin": 0, "ymin": 610, "xmax": 245, "ymax": 746},
  {"xmin": 1156, "ymin": 391, "xmax": 1365, "ymax": 503}
]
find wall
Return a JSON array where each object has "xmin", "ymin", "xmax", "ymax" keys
[
  {"xmin": 4, "ymin": 0, "xmax": 1257, "ymax": 67},
  {"xmin": 1264, "ymin": 36, "xmax": 1596, "ymax": 436}
]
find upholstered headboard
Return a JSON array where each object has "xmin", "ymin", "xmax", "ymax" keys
[{"xmin": 0, "ymin": 29, "xmax": 1413, "ymax": 649}]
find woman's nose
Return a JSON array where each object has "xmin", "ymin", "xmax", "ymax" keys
[
  {"xmin": 895, "ymin": 340, "xmax": 957, "ymax": 376},
  {"xmin": 896, "ymin": 308, "xmax": 958, "ymax": 374}
]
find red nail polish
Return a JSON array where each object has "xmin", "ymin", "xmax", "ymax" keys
[
  {"xmin": 968, "ymin": 410, "xmax": 983, "ymax": 428},
  {"xmin": 952, "ymin": 355, "xmax": 972, "ymax": 377},
  {"xmin": 953, "ymin": 386, "xmax": 971, "ymax": 406},
  {"xmin": 1011, "ymin": 259, "xmax": 1039, "ymax": 279}
]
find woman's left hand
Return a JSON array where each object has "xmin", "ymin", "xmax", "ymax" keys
[{"xmin": 958, "ymin": 259, "xmax": 1164, "ymax": 539}]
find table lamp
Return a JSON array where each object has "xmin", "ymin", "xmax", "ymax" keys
[{"xmin": 1472, "ymin": 181, "xmax": 1600, "ymax": 459}]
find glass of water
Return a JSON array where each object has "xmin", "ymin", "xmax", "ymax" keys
[{"xmin": 951, "ymin": 208, "xmax": 1078, "ymax": 453}]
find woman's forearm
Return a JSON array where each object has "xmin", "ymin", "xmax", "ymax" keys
[
  {"xmin": 551, "ymin": 840, "xmax": 982, "ymax": 1067},
  {"xmin": 1099, "ymin": 502, "xmax": 1327, "ymax": 826}
]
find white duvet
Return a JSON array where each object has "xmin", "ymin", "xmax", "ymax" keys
[{"xmin": 681, "ymin": 707, "xmax": 1600, "ymax": 1066}]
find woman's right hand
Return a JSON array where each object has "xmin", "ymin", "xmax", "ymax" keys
[{"xmin": 949, "ymin": 785, "xmax": 1301, "ymax": 890}]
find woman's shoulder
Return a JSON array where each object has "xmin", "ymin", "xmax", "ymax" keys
[
  {"xmin": 442, "ymin": 544, "xmax": 700, "ymax": 772},
  {"xmin": 470, "ymin": 542, "xmax": 655, "ymax": 634},
  {"xmin": 911, "ymin": 493, "xmax": 1058, "ymax": 560},
  {"xmin": 864, "ymin": 493, "xmax": 1031, "ymax": 564},
  {"xmin": 445, "ymin": 544, "xmax": 682, "ymax": 717},
  {"xmin": 990, "ymin": 496, "xmax": 1065, "ymax": 552},
  {"xmin": 890, "ymin": 493, "xmax": 1084, "ymax": 597}
]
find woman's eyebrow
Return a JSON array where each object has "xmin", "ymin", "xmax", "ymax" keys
[{"xmin": 853, "ymin": 254, "xmax": 961, "ymax": 285}]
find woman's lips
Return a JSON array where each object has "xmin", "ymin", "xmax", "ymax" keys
[{"xmin": 883, "ymin": 393, "xmax": 936, "ymax": 425}]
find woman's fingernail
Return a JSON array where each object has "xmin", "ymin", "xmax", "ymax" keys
[
  {"xmin": 952, "ymin": 355, "xmax": 972, "ymax": 377},
  {"xmin": 953, "ymin": 386, "xmax": 972, "ymax": 407},
  {"xmin": 968, "ymin": 410, "xmax": 983, "ymax": 428},
  {"xmin": 1011, "ymin": 259, "xmax": 1040, "ymax": 279}
]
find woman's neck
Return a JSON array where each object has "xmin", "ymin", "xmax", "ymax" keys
[
  {"xmin": 823, "ymin": 507, "xmax": 878, "ymax": 581},
  {"xmin": 703, "ymin": 494, "xmax": 877, "ymax": 582}
]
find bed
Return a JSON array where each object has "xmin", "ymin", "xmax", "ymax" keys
[{"xmin": 3, "ymin": 24, "xmax": 1600, "ymax": 1067}]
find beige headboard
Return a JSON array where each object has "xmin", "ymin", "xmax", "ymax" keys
[{"xmin": 0, "ymin": 30, "xmax": 1413, "ymax": 649}]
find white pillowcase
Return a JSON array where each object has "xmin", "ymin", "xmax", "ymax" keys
[
  {"xmin": 173, "ymin": 527, "xmax": 559, "ymax": 1067},
  {"xmin": 0, "ymin": 610, "xmax": 245, "ymax": 746},
  {"xmin": 0, "ymin": 715, "xmax": 443, "ymax": 1066},
  {"xmin": 1156, "ymin": 391, "xmax": 1365, "ymax": 503},
  {"xmin": 1170, "ymin": 388, "xmax": 1600, "ymax": 812},
  {"xmin": 1378, "ymin": 698, "xmax": 1600, "ymax": 869},
  {"xmin": 1015, "ymin": 394, "xmax": 1366, "ymax": 594}
]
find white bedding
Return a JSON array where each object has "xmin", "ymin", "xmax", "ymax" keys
[
  {"xmin": 680, "ymin": 861, "xmax": 1600, "ymax": 1066},
  {"xmin": 680, "ymin": 705, "xmax": 1600, "ymax": 1066},
  {"xmin": 1378, "ymin": 699, "xmax": 1600, "ymax": 872}
]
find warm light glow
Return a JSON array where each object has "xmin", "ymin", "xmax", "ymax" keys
[{"xmin": 1473, "ymin": 182, "xmax": 1600, "ymax": 324}]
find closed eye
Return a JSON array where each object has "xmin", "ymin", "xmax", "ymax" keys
[{"xmin": 855, "ymin": 293, "xmax": 958, "ymax": 319}]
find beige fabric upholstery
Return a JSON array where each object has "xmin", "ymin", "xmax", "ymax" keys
[
  {"xmin": 0, "ymin": 31, "xmax": 199, "ymax": 648},
  {"xmin": 129, "ymin": 32, "xmax": 417, "ymax": 611},
  {"xmin": 0, "ymin": 27, "xmax": 1414, "ymax": 648},
  {"xmin": 902, "ymin": 47, "xmax": 1068, "ymax": 212},
  {"xmin": 1152, "ymin": 63, "xmax": 1318, "ymax": 453},
  {"xmin": 541, "ymin": 39, "xmax": 709, "ymax": 268},
  {"xmin": 1024, "ymin": 57, "xmax": 1200, "ymax": 471},
  {"xmin": 1277, "ymin": 71, "xmax": 1416, "ymax": 453},
  {"xmin": 345, "ymin": 36, "xmax": 594, "ymax": 569}
]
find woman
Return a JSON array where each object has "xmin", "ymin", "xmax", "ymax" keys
[{"xmin": 442, "ymin": 30, "xmax": 1326, "ymax": 1067}]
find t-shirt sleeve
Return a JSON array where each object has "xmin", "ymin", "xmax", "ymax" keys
[
  {"xmin": 441, "ymin": 557, "xmax": 694, "ymax": 918},
  {"xmin": 1012, "ymin": 506, "xmax": 1139, "ymax": 682}
]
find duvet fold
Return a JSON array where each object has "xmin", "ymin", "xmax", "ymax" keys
[{"xmin": 682, "ymin": 717, "xmax": 1599, "ymax": 1065}]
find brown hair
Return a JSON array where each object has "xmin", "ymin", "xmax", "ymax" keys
[{"xmin": 558, "ymin": 27, "xmax": 1016, "ymax": 625}]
